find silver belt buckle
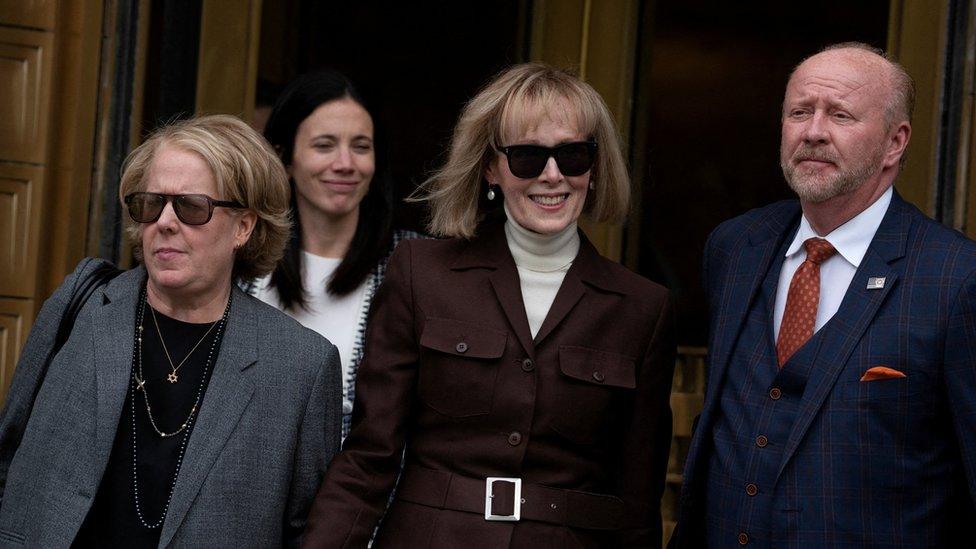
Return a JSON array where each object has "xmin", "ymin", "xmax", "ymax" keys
[{"xmin": 484, "ymin": 477, "xmax": 522, "ymax": 521}]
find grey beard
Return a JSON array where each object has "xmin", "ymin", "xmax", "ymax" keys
[
  {"xmin": 781, "ymin": 147, "xmax": 883, "ymax": 203},
  {"xmin": 782, "ymin": 163, "xmax": 864, "ymax": 203}
]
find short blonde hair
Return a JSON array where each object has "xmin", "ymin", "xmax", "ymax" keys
[
  {"xmin": 421, "ymin": 63, "xmax": 630, "ymax": 238},
  {"xmin": 118, "ymin": 114, "xmax": 291, "ymax": 280}
]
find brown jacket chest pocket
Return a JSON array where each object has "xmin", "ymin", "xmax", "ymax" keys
[
  {"xmin": 551, "ymin": 345, "xmax": 637, "ymax": 444},
  {"xmin": 418, "ymin": 318, "xmax": 507, "ymax": 417}
]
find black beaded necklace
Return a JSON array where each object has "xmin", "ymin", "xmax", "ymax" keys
[{"xmin": 129, "ymin": 286, "xmax": 231, "ymax": 530}]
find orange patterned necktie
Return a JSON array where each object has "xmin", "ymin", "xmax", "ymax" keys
[{"xmin": 776, "ymin": 237, "xmax": 837, "ymax": 367}]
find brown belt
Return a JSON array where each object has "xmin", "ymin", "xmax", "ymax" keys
[{"xmin": 395, "ymin": 466, "xmax": 646, "ymax": 530}]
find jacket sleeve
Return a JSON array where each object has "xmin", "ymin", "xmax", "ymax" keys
[
  {"xmin": 614, "ymin": 291, "xmax": 677, "ymax": 548},
  {"xmin": 944, "ymin": 267, "xmax": 976, "ymax": 505},
  {"xmin": 302, "ymin": 240, "xmax": 419, "ymax": 548},
  {"xmin": 286, "ymin": 338, "xmax": 342, "ymax": 548},
  {"xmin": 0, "ymin": 257, "xmax": 105, "ymax": 499}
]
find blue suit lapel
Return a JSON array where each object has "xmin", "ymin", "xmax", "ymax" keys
[
  {"xmin": 701, "ymin": 206, "xmax": 800, "ymax": 419},
  {"xmin": 683, "ymin": 202, "xmax": 799, "ymax": 489},
  {"xmin": 775, "ymin": 193, "xmax": 910, "ymax": 481}
]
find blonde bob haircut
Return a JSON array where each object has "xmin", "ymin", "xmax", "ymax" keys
[
  {"xmin": 421, "ymin": 63, "xmax": 630, "ymax": 238},
  {"xmin": 118, "ymin": 114, "xmax": 291, "ymax": 280}
]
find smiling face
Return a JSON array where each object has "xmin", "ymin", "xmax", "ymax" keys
[
  {"xmin": 779, "ymin": 49, "xmax": 901, "ymax": 204},
  {"xmin": 485, "ymin": 101, "xmax": 590, "ymax": 235},
  {"xmin": 140, "ymin": 144, "xmax": 254, "ymax": 301},
  {"xmin": 289, "ymin": 97, "xmax": 375, "ymax": 223}
]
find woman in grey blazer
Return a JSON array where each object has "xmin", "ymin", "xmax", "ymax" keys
[{"xmin": 0, "ymin": 115, "xmax": 342, "ymax": 548}]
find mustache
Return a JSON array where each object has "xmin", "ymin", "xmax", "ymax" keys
[{"xmin": 791, "ymin": 147, "xmax": 838, "ymax": 164}]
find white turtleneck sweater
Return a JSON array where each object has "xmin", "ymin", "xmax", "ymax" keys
[{"xmin": 503, "ymin": 205, "xmax": 581, "ymax": 338}]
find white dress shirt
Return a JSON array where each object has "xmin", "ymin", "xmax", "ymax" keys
[{"xmin": 773, "ymin": 186, "xmax": 893, "ymax": 340}]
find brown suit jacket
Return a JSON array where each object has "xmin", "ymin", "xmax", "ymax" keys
[{"xmin": 304, "ymin": 220, "xmax": 675, "ymax": 548}]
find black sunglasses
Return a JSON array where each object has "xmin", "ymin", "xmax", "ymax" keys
[
  {"xmin": 124, "ymin": 192, "xmax": 244, "ymax": 225},
  {"xmin": 495, "ymin": 141, "xmax": 597, "ymax": 179}
]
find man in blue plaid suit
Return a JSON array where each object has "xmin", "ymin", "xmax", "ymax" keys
[{"xmin": 671, "ymin": 42, "xmax": 976, "ymax": 547}]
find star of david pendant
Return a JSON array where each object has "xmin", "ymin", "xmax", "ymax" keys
[{"xmin": 167, "ymin": 372, "xmax": 178, "ymax": 383}]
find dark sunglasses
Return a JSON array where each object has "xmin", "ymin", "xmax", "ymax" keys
[
  {"xmin": 495, "ymin": 141, "xmax": 597, "ymax": 179},
  {"xmin": 124, "ymin": 192, "xmax": 244, "ymax": 225}
]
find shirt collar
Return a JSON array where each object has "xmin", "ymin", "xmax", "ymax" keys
[{"xmin": 784, "ymin": 186, "xmax": 893, "ymax": 268}]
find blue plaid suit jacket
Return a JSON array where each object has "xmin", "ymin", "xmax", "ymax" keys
[{"xmin": 671, "ymin": 191, "xmax": 976, "ymax": 548}]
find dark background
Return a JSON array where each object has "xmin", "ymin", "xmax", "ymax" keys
[
  {"xmin": 634, "ymin": 0, "xmax": 889, "ymax": 344},
  {"xmin": 138, "ymin": 0, "xmax": 889, "ymax": 346}
]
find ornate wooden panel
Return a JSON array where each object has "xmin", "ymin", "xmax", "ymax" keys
[
  {"xmin": 529, "ymin": 0, "xmax": 638, "ymax": 263},
  {"xmin": 0, "ymin": 0, "xmax": 57, "ymax": 30},
  {"xmin": 0, "ymin": 26, "xmax": 54, "ymax": 164},
  {"xmin": 0, "ymin": 297, "xmax": 33, "ymax": 405},
  {"xmin": 196, "ymin": 0, "xmax": 262, "ymax": 119},
  {"xmin": 0, "ymin": 163, "xmax": 43, "ymax": 297}
]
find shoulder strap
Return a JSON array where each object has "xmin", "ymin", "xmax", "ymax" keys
[{"xmin": 52, "ymin": 262, "xmax": 124, "ymax": 356}]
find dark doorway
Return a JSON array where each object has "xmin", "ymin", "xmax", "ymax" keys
[
  {"xmin": 632, "ymin": 1, "xmax": 890, "ymax": 345},
  {"xmin": 258, "ymin": 1, "xmax": 531, "ymax": 233}
]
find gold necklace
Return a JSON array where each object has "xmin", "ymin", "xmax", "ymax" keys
[{"xmin": 148, "ymin": 303, "xmax": 221, "ymax": 383}]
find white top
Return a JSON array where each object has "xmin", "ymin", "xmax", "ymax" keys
[
  {"xmin": 503, "ymin": 205, "xmax": 581, "ymax": 338},
  {"xmin": 773, "ymin": 186, "xmax": 893, "ymax": 339},
  {"xmin": 253, "ymin": 251, "xmax": 369, "ymax": 416}
]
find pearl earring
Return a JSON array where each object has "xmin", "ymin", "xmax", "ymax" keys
[{"xmin": 487, "ymin": 186, "xmax": 496, "ymax": 200}]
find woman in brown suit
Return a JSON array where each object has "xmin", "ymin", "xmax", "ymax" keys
[{"xmin": 304, "ymin": 64, "xmax": 676, "ymax": 548}]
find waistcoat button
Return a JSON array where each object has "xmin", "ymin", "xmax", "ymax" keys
[
  {"xmin": 756, "ymin": 435, "xmax": 768, "ymax": 448},
  {"xmin": 769, "ymin": 387, "xmax": 782, "ymax": 400},
  {"xmin": 745, "ymin": 483, "xmax": 758, "ymax": 496},
  {"xmin": 738, "ymin": 532, "xmax": 749, "ymax": 545}
]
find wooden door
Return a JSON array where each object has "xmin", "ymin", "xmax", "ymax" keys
[{"xmin": 0, "ymin": 0, "xmax": 104, "ymax": 402}]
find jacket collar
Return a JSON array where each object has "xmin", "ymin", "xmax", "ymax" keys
[
  {"xmin": 449, "ymin": 217, "xmax": 632, "ymax": 296},
  {"xmin": 449, "ymin": 217, "xmax": 629, "ymax": 357}
]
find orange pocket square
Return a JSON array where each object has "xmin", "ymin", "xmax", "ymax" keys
[{"xmin": 860, "ymin": 366, "xmax": 907, "ymax": 382}]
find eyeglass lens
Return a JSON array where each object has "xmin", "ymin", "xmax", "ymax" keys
[
  {"xmin": 126, "ymin": 193, "xmax": 214, "ymax": 225},
  {"xmin": 505, "ymin": 142, "xmax": 596, "ymax": 179}
]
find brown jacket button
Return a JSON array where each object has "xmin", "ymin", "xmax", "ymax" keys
[
  {"xmin": 456, "ymin": 342, "xmax": 468, "ymax": 353},
  {"xmin": 507, "ymin": 431, "xmax": 522, "ymax": 446},
  {"xmin": 592, "ymin": 371, "xmax": 605, "ymax": 382},
  {"xmin": 769, "ymin": 387, "xmax": 782, "ymax": 400},
  {"xmin": 745, "ymin": 483, "xmax": 758, "ymax": 496},
  {"xmin": 521, "ymin": 358, "xmax": 534, "ymax": 372},
  {"xmin": 756, "ymin": 435, "xmax": 768, "ymax": 448},
  {"xmin": 738, "ymin": 532, "xmax": 749, "ymax": 545}
]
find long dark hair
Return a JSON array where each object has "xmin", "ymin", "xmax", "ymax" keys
[{"xmin": 263, "ymin": 70, "xmax": 394, "ymax": 308}]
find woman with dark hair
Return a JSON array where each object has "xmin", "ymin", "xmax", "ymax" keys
[{"xmin": 251, "ymin": 70, "xmax": 422, "ymax": 438}]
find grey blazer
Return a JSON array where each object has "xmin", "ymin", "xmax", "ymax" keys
[{"xmin": 0, "ymin": 258, "xmax": 342, "ymax": 548}]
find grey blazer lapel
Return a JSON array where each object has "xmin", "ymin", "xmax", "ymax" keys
[
  {"xmin": 158, "ymin": 287, "xmax": 258, "ymax": 547},
  {"xmin": 91, "ymin": 267, "xmax": 144, "ymax": 474}
]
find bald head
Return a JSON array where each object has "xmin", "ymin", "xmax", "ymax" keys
[{"xmin": 788, "ymin": 42, "xmax": 915, "ymax": 129}]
